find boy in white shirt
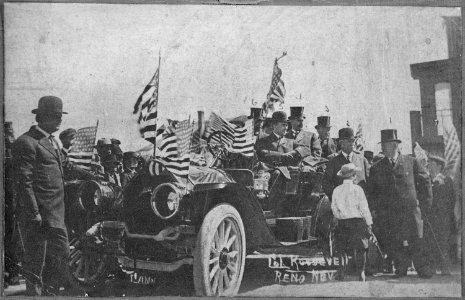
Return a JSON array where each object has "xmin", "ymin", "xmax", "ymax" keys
[{"xmin": 331, "ymin": 163, "xmax": 373, "ymax": 281}]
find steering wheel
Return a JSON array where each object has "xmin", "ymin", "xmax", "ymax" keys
[{"xmin": 206, "ymin": 131, "xmax": 232, "ymax": 162}]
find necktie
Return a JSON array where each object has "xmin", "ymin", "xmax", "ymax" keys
[
  {"xmin": 49, "ymin": 135, "xmax": 58, "ymax": 150},
  {"xmin": 391, "ymin": 158, "xmax": 396, "ymax": 167}
]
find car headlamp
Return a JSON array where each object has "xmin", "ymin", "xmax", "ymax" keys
[{"xmin": 150, "ymin": 182, "xmax": 183, "ymax": 220}]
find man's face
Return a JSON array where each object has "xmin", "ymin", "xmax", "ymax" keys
[
  {"xmin": 339, "ymin": 139, "xmax": 355, "ymax": 154},
  {"xmin": 427, "ymin": 160, "xmax": 443, "ymax": 177},
  {"xmin": 317, "ymin": 126, "xmax": 331, "ymax": 140},
  {"xmin": 61, "ymin": 134, "xmax": 75, "ymax": 149},
  {"xmin": 381, "ymin": 141, "xmax": 399, "ymax": 158},
  {"xmin": 273, "ymin": 122, "xmax": 288, "ymax": 137},
  {"xmin": 39, "ymin": 113, "xmax": 62, "ymax": 134},
  {"xmin": 290, "ymin": 118, "xmax": 304, "ymax": 131}
]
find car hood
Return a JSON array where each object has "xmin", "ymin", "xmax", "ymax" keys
[{"xmin": 188, "ymin": 166, "xmax": 234, "ymax": 185}]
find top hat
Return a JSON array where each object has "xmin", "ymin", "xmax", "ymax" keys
[
  {"xmin": 32, "ymin": 96, "xmax": 67, "ymax": 115},
  {"xmin": 380, "ymin": 129, "xmax": 402, "ymax": 143},
  {"xmin": 250, "ymin": 107, "xmax": 264, "ymax": 120},
  {"xmin": 337, "ymin": 163, "xmax": 361, "ymax": 179},
  {"xmin": 338, "ymin": 127, "xmax": 355, "ymax": 140},
  {"xmin": 59, "ymin": 128, "xmax": 77, "ymax": 141},
  {"xmin": 271, "ymin": 111, "xmax": 288, "ymax": 123},
  {"xmin": 363, "ymin": 150, "xmax": 374, "ymax": 159},
  {"xmin": 428, "ymin": 154, "xmax": 446, "ymax": 166},
  {"xmin": 315, "ymin": 116, "xmax": 331, "ymax": 129},
  {"xmin": 289, "ymin": 107, "xmax": 305, "ymax": 120}
]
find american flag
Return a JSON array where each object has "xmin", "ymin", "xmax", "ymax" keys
[
  {"xmin": 413, "ymin": 142, "xmax": 428, "ymax": 162},
  {"xmin": 443, "ymin": 122, "xmax": 461, "ymax": 180},
  {"xmin": 67, "ymin": 126, "xmax": 98, "ymax": 170},
  {"xmin": 150, "ymin": 119, "xmax": 192, "ymax": 180},
  {"xmin": 354, "ymin": 123, "xmax": 365, "ymax": 152},
  {"xmin": 263, "ymin": 59, "xmax": 286, "ymax": 116},
  {"xmin": 133, "ymin": 66, "xmax": 159, "ymax": 144},
  {"xmin": 207, "ymin": 112, "xmax": 255, "ymax": 157}
]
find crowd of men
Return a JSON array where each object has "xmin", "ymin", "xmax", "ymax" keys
[
  {"xmin": 4, "ymin": 96, "xmax": 458, "ymax": 294},
  {"xmin": 252, "ymin": 106, "xmax": 457, "ymax": 279}
]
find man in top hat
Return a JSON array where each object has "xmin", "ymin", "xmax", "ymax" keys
[
  {"xmin": 323, "ymin": 127, "xmax": 370, "ymax": 201},
  {"xmin": 315, "ymin": 116, "xmax": 337, "ymax": 159},
  {"xmin": 255, "ymin": 111, "xmax": 312, "ymax": 215},
  {"xmin": 284, "ymin": 106, "xmax": 321, "ymax": 158},
  {"xmin": 12, "ymin": 96, "xmax": 73, "ymax": 295},
  {"xmin": 426, "ymin": 154, "xmax": 454, "ymax": 275},
  {"xmin": 367, "ymin": 129, "xmax": 433, "ymax": 278}
]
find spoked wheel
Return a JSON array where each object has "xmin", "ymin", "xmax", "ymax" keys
[
  {"xmin": 194, "ymin": 204, "xmax": 246, "ymax": 296},
  {"xmin": 67, "ymin": 236, "xmax": 110, "ymax": 290}
]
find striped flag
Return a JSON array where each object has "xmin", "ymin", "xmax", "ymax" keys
[
  {"xmin": 207, "ymin": 112, "xmax": 255, "ymax": 157},
  {"xmin": 150, "ymin": 119, "xmax": 192, "ymax": 180},
  {"xmin": 67, "ymin": 125, "xmax": 98, "ymax": 170},
  {"xmin": 133, "ymin": 66, "xmax": 160, "ymax": 144},
  {"xmin": 354, "ymin": 123, "xmax": 365, "ymax": 152},
  {"xmin": 443, "ymin": 122, "xmax": 461, "ymax": 179},
  {"xmin": 413, "ymin": 142, "xmax": 428, "ymax": 162},
  {"xmin": 263, "ymin": 59, "xmax": 286, "ymax": 116}
]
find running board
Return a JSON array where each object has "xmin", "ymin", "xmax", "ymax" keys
[{"xmin": 118, "ymin": 256, "xmax": 193, "ymax": 272}]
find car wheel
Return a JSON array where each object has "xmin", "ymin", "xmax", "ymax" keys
[
  {"xmin": 66, "ymin": 236, "xmax": 110, "ymax": 292},
  {"xmin": 193, "ymin": 204, "xmax": 246, "ymax": 296}
]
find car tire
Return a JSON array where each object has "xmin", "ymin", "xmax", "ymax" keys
[
  {"xmin": 66, "ymin": 235, "xmax": 111, "ymax": 293},
  {"xmin": 193, "ymin": 204, "xmax": 246, "ymax": 296}
]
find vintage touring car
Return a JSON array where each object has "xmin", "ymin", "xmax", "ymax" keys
[{"xmin": 65, "ymin": 133, "xmax": 347, "ymax": 296}]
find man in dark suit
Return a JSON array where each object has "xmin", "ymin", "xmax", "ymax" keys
[
  {"xmin": 13, "ymin": 96, "xmax": 72, "ymax": 295},
  {"xmin": 323, "ymin": 127, "xmax": 370, "ymax": 200},
  {"xmin": 426, "ymin": 155, "xmax": 454, "ymax": 275},
  {"xmin": 285, "ymin": 106, "xmax": 321, "ymax": 159},
  {"xmin": 315, "ymin": 116, "xmax": 337, "ymax": 159},
  {"xmin": 367, "ymin": 129, "xmax": 433, "ymax": 278},
  {"xmin": 255, "ymin": 111, "xmax": 312, "ymax": 215}
]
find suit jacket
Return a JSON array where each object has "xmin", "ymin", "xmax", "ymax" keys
[
  {"xmin": 323, "ymin": 151, "xmax": 370, "ymax": 200},
  {"xmin": 319, "ymin": 137, "xmax": 337, "ymax": 159},
  {"xmin": 255, "ymin": 133, "xmax": 311, "ymax": 166},
  {"xmin": 285, "ymin": 130, "xmax": 322, "ymax": 158},
  {"xmin": 367, "ymin": 154, "xmax": 432, "ymax": 240},
  {"xmin": 13, "ymin": 126, "xmax": 66, "ymax": 229}
]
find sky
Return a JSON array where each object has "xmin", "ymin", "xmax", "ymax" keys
[{"xmin": 4, "ymin": 4, "xmax": 461, "ymax": 153}]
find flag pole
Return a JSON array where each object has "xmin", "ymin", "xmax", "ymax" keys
[{"xmin": 153, "ymin": 50, "xmax": 161, "ymax": 159}]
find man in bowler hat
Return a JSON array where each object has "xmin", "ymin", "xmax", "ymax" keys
[
  {"xmin": 323, "ymin": 127, "xmax": 370, "ymax": 201},
  {"xmin": 315, "ymin": 116, "xmax": 337, "ymax": 159},
  {"xmin": 255, "ymin": 111, "xmax": 312, "ymax": 215},
  {"xmin": 285, "ymin": 106, "xmax": 321, "ymax": 158},
  {"xmin": 367, "ymin": 129, "xmax": 433, "ymax": 278},
  {"xmin": 12, "ymin": 96, "xmax": 73, "ymax": 295}
]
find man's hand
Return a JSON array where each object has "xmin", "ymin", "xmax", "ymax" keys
[{"xmin": 280, "ymin": 152, "xmax": 294, "ymax": 164}]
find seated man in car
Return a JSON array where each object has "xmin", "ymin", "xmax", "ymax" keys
[{"xmin": 255, "ymin": 111, "xmax": 311, "ymax": 216}]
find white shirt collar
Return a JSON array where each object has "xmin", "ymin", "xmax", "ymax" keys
[
  {"xmin": 35, "ymin": 125, "xmax": 51, "ymax": 138},
  {"xmin": 343, "ymin": 179, "xmax": 354, "ymax": 184},
  {"xmin": 342, "ymin": 151, "xmax": 352, "ymax": 159},
  {"xmin": 273, "ymin": 132, "xmax": 282, "ymax": 140}
]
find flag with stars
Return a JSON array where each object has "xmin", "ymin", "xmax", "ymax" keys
[{"xmin": 67, "ymin": 125, "xmax": 98, "ymax": 170}]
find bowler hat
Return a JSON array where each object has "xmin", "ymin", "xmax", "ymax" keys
[
  {"xmin": 289, "ymin": 107, "xmax": 305, "ymax": 121},
  {"xmin": 380, "ymin": 129, "xmax": 402, "ymax": 143},
  {"xmin": 32, "ymin": 96, "xmax": 67, "ymax": 115},
  {"xmin": 123, "ymin": 151, "xmax": 140, "ymax": 167},
  {"xmin": 337, "ymin": 163, "xmax": 361, "ymax": 179},
  {"xmin": 271, "ymin": 111, "xmax": 288, "ymax": 123},
  {"xmin": 315, "ymin": 116, "xmax": 331, "ymax": 129},
  {"xmin": 428, "ymin": 154, "xmax": 446, "ymax": 166},
  {"xmin": 338, "ymin": 127, "xmax": 355, "ymax": 140},
  {"xmin": 250, "ymin": 107, "xmax": 264, "ymax": 120},
  {"xmin": 59, "ymin": 128, "xmax": 77, "ymax": 141}
]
